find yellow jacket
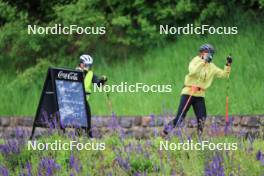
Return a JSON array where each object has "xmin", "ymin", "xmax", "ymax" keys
[{"xmin": 181, "ymin": 56, "xmax": 231, "ymax": 97}]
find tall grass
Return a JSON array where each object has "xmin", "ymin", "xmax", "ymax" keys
[
  {"xmin": 91, "ymin": 22, "xmax": 264, "ymax": 116},
  {"xmin": 0, "ymin": 22, "xmax": 263, "ymax": 116}
]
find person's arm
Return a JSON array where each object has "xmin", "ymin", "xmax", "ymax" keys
[
  {"xmin": 214, "ymin": 56, "xmax": 232, "ymax": 78},
  {"xmin": 214, "ymin": 65, "xmax": 231, "ymax": 78},
  {"xmin": 188, "ymin": 57, "xmax": 206, "ymax": 76},
  {"xmin": 92, "ymin": 74, "xmax": 107, "ymax": 87}
]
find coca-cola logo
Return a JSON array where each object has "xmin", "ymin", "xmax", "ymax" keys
[{"xmin": 58, "ymin": 71, "xmax": 78, "ymax": 81}]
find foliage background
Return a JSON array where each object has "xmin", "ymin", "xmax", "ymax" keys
[{"xmin": 0, "ymin": 0, "xmax": 263, "ymax": 116}]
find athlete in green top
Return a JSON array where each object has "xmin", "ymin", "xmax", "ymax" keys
[
  {"xmin": 76, "ymin": 54, "xmax": 107, "ymax": 98},
  {"xmin": 76, "ymin": 54, "xmax": 107, "ymax": 136}
]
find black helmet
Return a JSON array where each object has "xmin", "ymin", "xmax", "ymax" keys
[{"xmin": 199, "ymin": 44, "xmax": 215, "ymax": 54}]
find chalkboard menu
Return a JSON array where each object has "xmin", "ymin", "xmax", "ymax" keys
[
  {"xmin": 30, "ymin": 67, "xmax": 90, "ymax": 139},
  {"xmin": 55, "ymin": 80, "xmax": 87, "ymax": 127}
]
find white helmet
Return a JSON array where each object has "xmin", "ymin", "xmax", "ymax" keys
[{"xmin": 80, "ymin": 54, "xmax": 93, "ymax": 67}]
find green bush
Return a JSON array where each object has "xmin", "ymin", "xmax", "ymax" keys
[
  {"xmin": 8, "ymin": 59, "xmax": 53, "ymax": 91},
  {"xmin": 0, "ymin": 0, "xmax": 264, "ymax": 70}
]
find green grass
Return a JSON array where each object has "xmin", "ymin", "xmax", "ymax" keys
[{"xmin": 0, "ymin": 22, "xmax": 263, "ymax": 116}]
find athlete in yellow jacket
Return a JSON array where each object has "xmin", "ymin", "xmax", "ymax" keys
[{"xmin": 163, "ymin": 44, "xmax": 232, "ymax": 136}]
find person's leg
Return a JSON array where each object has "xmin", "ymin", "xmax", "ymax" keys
[
  {"xmin": 85, "ymin": 99, "xmax": 93, "ymax": 137},
  {"xmin": 164, "ymin": 95, "xmax": 193, "ymax": 134},
  {"xmin": 192, "ymin": 97, "xmax": 207, "ymax": 135}
]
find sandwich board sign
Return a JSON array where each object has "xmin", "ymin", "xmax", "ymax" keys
[{"xmin": 30, "ymin": 67, "xmax": 90, "ymax": 139}]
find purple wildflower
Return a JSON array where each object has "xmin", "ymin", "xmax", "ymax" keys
[
  {"xmin": 204, "ymin": 152, "xmax": 225, "ymax": 176},
  {"xmin": 26, "ymin": 162, "xmax": 32, "ymax": 176},
  {"xmin": 211, "ymin": 122, "xmax": 219, "ymax": 134},
  {"xmin": 0, "ymin": 166, "xmax": 9, "ymax": 176},
  {"xmin": 115, "ymin": 155, "xmax": 130, "ymax": 172},
  {"xmin": 256, "ymin": 150, "xmax": 264, "ymax": 165},
  {"xmin": 149, "ymin": 114, "xmax": 155, "ymax": 126},
  {"xmin": 163, "ymin": 123, "xmax": 173, "ymax": 134},
  {"xmin": 190, "ymin": 119, "xmax": 197, "ymax": 127},
  {"xmin": 119, "ymin": 128, "xmax": 126, "ymax": 139},
  {"xmin": 224, "ymin": 123, "xmax": 229, "ymax": 134},
  {"xmin": 152, "ymin": 127, "xmax": 159, "ymax": 137},
  {"xmin": 145, "ymin": 140, "xmax": 152, "ymax": 148},
  {"xmin": 38, "ymin": 157, "xmax": 60, "ymax": 176},
  {"xmin": 15, "ymin": 128, "xmax": 26, "ymax": 139},
  {"xmin": 69, "ymin": 153, "xmax": 82, "ymax": 173},
  {"xmin": 109, "ymin": 112, "xmax": 119, "ymax": 130},
  {"xmin": 69, "ymin": 154, "xmax": 75, "ymax": 168},
  {"xmin": 136, "ymin": 143, "xmax": 143, "ymax": 154},
  {"xmin": 0, "ymin": 139, "xmax": 20, "ymax": 156},
  {"xmin": 114, "ymin": 146, "xmax": 131, "ymax": 173}
]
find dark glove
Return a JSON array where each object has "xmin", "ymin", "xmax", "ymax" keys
[
  {"xmin": 101, "ymin": 75, "xmax": 107, "ymax": 82},
  {"xmin": 226, "ymin": 56, "xmax": 232, "ymax": 66},
  {"xmin": 99, "ymin": 75, "xmax": 107, "ymax": 85}
]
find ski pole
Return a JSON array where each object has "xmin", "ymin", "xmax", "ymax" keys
[
  {"xmin": 175, "ymin": 86, "xmax": 196, "ymax": 127},
  {"xmin": 105, "ymin": 91, "xmax": 114, "ymax": 115},
  {"xmin": 225, "ymin": 77, "xmax": 230, "ymax": 125},
  {"xmin": 225, "ymin": 55, "xmax": 232, "ymax": 125},
  {"xmin": 100, "ymin": 77, "xmax": 114, "ymax": 115}
]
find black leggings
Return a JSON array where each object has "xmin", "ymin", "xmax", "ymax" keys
[
  {"xmin": 85, "ymin": 99, "xmax": 92, "ymax": 137},
  {"xmin": 166, "ymin": 94, "xmax": 207, "ymax": 134}
]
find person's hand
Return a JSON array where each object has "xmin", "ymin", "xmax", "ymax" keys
[
  {"xmin": 98, "ymin": 75, "xmax": 107, "ymax": 86},
  {"xmin": 101, "ymin": 75, "xmax": 107, "ymax": 82},
  {"xmin": 226, "ymin": 56, "xmax": 232, "ymax": 66}
]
